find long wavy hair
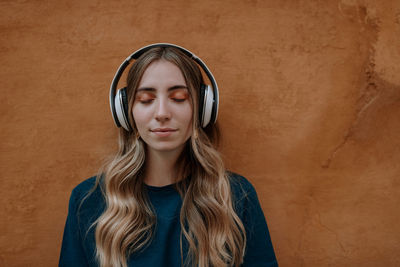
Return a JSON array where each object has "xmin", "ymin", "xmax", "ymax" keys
[{"xmin": 92, "ymin": 46, "xmax": 246, "ymax": 267}]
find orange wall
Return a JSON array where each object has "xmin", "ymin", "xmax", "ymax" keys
[{"xmin": 1, "ymin": 0, "xmax": 399, "ymax": 266}]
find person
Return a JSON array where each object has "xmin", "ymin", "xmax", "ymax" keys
[{"xmin": 59, "ymin": 43, "xmax": 278, "ymax": 267}]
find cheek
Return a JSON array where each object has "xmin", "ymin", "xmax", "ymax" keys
[
  {"xmin": 180, "ymin": 104, "xmax": 193, "ymax": 130},
  {"xmin": 132, "ymin": 106, "xmax": 149, "ymax": 130}
]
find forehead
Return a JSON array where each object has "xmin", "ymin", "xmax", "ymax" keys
[{"xmin": 138, "ymin": 59, "xmax": 186, "ymax": 88}]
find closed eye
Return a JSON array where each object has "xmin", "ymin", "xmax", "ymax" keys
[
  {"xmin": 172, "ymin": 98, "xmax": 186, "ymax": 103},
  {"xmin": 170, "ymin": 90, "xmax": 189, "ymax": 103},
  {"xmin": 136, "ymin": 92, "xmax": 155, "ymax": 104},
  {"xmin": 139, "ymin": 99, "xmax": 154, "ymax": 104}
]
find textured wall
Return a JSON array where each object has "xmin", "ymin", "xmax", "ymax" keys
[{"xmin": 1, "ymin": 0, "xmax": 399, "ymax": 266}]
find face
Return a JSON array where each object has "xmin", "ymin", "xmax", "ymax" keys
[{"xmin": 132, "ymin": 59, "xmax": 193, "ymax": 154}]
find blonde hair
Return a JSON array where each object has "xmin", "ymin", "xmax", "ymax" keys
[{"xmin": 93, "ymin": 47, "xmax": 246, "ymax": 266}]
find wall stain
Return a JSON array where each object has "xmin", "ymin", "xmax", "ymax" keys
[{"xmin": 322, "ymin": 3, "xmax": 382, "ymax": 168}]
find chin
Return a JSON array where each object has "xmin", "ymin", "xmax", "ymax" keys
[{"xmin": 147, "ymin": 141, "xmax": 188, "ymax": 153}]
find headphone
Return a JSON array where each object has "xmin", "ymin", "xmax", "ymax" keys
[{"xmin": 110, "ymin": 43, "xmax": 219, "ymax": 132}]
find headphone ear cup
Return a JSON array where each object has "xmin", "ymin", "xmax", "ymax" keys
[
  {"xmin": 120, "ymin": 87, "xmax": 129, "ymax": 117},
  {"xmin": 201, "ymin": 84, "xmax": 214, "ymax": 128},
  {"xmin": 114, "ymin": 87, "xmax": 132, "ymax": 131},
  {"xmin": 198, "ymin": 84, "xmax": 206, "ymax": 127}
]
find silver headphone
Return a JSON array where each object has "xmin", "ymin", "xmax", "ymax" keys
[{"xmin": 109, "ymin": 43, "xmax": 219, "ymax": 132}]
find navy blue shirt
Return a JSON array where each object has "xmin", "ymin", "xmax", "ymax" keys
[{"xmin": 59, "ymin": 173, "xmax": 278, "ymax": 266}]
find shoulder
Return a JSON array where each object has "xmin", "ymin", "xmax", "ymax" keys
[
  {"xmin": 70, "ymin": 176, "xmax": 99, "ymax": 199},
  {"xmin": 227, "ymin": 171, "xmax": 257, "ymax": 197},
  {"xmin": 226, "ymin": 171, "xmax": 260, "ymax": 210},
  {"xmin": 67, "ymin": 176, "xmax": 106, "ymax": 226},
  {"xmin": 68, "ymin": 175, "xmax": 104, "ymax": 210}
]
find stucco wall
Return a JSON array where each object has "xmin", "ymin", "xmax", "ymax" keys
[{"xmin": 1, "ymin": 0, "xmax": 399, "ymax": 266}]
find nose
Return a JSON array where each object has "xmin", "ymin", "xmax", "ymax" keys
[{"xmin": 155, "ymin": 98, "xmax": 171, "ymax": 122}]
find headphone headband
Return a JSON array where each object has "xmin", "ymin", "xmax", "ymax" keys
[{"xmin": 110, "ymin": 43, "xmax": 219, "ymax": 131}]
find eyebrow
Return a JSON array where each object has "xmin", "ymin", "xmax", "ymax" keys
[{"xmin": 136, "ymin": 85, "xmax": 188, "ymax": 92}]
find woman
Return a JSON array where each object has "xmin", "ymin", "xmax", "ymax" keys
[{"xmin": 59, "ymin": 44, "xmax": 278, "ymax": 267}]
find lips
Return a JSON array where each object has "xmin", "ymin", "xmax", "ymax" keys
[
  {"xmin": 150, "ymin": 128, "xmax": 177, "ymax": 137},
  {"xmin": 151, "ymin": 128, "xmax": 177, "ymax": 132}
]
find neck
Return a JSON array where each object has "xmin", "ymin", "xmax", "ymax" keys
[{"xmin": 143, "ymin": 146, "xmax": 185, "ymax": 187}]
